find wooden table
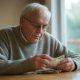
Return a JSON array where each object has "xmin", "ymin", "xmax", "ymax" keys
[{"xmin": 0, "ymin": 71, "xmax": 80, "ymax": 80}]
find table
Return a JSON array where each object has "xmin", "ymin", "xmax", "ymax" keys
[{"xmin": 0, "ymin": 71, "xmax": 80, "ymax": 80}]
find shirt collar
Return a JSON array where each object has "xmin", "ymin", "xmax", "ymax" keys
[{"xmin": 20, "ymin": 27, "xmax": 28, "ymax": 42}]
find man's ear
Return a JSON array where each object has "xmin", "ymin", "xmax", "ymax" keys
[{"xmin": 20, "ymin": 16, "xmax": 24, "ymax": 26}]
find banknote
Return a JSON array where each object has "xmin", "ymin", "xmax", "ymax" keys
[{"xmin": 50, "ymin": 55, "xmax": 65, "ymax": 67}]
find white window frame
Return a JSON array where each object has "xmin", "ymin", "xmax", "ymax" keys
[{"xmin": 51, "ymin": 0, "xmax": 67, "ymax": 45}]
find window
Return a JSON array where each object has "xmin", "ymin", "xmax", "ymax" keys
[
  {"xmin": 51, "ymin": 0, "xmax": 67, "ymax": 44},
  {"xmin": 65, "ymin": 0, "xmax": 80, "ymax": 53},
  {"xmin": 51, "ymin": 0, "xmax": 80, "ymax": 53}
]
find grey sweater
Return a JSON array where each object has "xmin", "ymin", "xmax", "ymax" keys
[{"xmin": 0, "ymin": 26, "xmax": 80, "ymax": 75}]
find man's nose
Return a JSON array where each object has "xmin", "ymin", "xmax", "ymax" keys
[{"xmin": 37, "ymin": 25, "xmax": 43, "ymax": 33}]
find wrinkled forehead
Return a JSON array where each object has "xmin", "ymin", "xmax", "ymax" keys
[{"xmin": 26, "ymin": 9, "xmax": 50, "ymax": 21}]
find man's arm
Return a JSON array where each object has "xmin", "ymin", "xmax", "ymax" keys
[
  {"xmin": 51, "ymin": 37, "xmax": 80, "ymax": 71},
  {"xmin": 0, "ymin": 30, "xmax": 34, "ymax": 75},
  {"xmin": 0, "ymin": 54, "xmax": 33, "ymax": 75}
]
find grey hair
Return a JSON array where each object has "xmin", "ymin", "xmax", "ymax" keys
[{"xmin": 20, "ymin": 3, "xmax": 51, "ymax": 19}]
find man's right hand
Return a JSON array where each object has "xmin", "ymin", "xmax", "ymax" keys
[{"xmin": 31, "ymin": 54, "xmax": 53, "ymax": 70}]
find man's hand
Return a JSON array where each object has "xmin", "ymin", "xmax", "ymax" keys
[
  {"xmin": 31, "ymin": 55, "xmax": 75, "ymax": 72},
  {"xmin": 55, "ymin": 57, "xmax": 75, "ymax": 72},
  {"xmin": 31, "ymin": 54, "xmax": 53, "ymax": 70}
]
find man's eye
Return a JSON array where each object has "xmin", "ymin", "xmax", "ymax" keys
[
  {"xmin": 34, "ymin": 24, "xmax": 41, "ymax": 28},
  {"xmin": 33, "ymin": 24, "xmax": 48, "ymax": 30}
]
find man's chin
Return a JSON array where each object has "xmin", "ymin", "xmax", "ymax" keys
[{"xmin": 31, "ymin": 39, "xmax": 39, "ymax": 43}]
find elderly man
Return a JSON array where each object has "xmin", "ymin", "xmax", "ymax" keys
[{"xmin": 0, "ymin": 3, "xmax": 80, "ymax": 75}]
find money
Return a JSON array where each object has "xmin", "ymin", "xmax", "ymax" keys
[{"xmin": 50, "ymin": 55, "xmax": 65, "ymax": 67}]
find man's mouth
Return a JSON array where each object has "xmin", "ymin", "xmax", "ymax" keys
[
  {"xmin": 34, "ymin": 35, "xmax": 41, "ymax": 39},
  {"xmin": 34, "ymin": 36, "xmax": 40, "ymax": 38}
]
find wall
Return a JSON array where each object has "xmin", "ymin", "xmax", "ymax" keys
[
  {"xmin": 0, "ymin": 0, "xmax": 28, "ymax": 29},
  {"xmin": 45, "ymin": 0, "xmax": 51, "ymax": 33}
]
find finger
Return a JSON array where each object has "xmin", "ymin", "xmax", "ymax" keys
[
  {"xmin": 32, "ymin": 56, "xmax": 49, "ymax": 69},
  {"xmin": 39, "ymin": 64, "xmax": 47, "ymax": 69},
  {"xmin": 31, "ymin": 55, "xmax": 42, "ymax": 69},
  {"xmin": 56, "ymin": 61, "xmax": 72, "ymax": 71},
  {"xmin": 41, "ymin": 59, "xmax": 51, "ymax": 67},
  {"xmin": 36, "ymin": 58, "xmax": 51, "ymax": 69},
  {"xmin": 39, "ymin": 54, "xmax": 53, "ymax": 61},
  {"xmin": 36, "ymin": 62, "xmax": 47, "ymax": 69},
  {"xmin": 58, "ymin": 58, "xmax": 69, "ymax": 65}
]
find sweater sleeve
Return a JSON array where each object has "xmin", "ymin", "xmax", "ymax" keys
[
  {"xmin": 0, "ymin": 56, "xmax": 33, "ymax": 75},
  {"xmin": 0, "ymin": 30, "xmax": 34, "ymax": 75},
  {"xmin": 51, "ymin": 36, "xmax": 80, "ymax": 71},
  {"xmin": 0, "ymin": 44, "xmax": 34, "ymax": 75}
]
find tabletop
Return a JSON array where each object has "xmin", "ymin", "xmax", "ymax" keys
[{"xmin": 0, "ymin": 71, "xmax": 80, "ymax": 80}]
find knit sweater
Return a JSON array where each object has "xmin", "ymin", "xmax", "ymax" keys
[{"xmin": 0, "ymin": 26, "xmax": 80, "ymax": 75}]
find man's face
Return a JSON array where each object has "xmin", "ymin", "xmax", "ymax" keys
[{"xmin": 20, "ymin": 10, "xmax": 50, "ymax": 43}]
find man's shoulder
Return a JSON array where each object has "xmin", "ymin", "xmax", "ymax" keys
[
  {"xmin": 44, "ymin": 32, "xmax": 54, "ymax": 39},
  {"xmin": 44, "ymin": 32, "xmax": 51, "ymax": 36},
  {"xmin": 0, "ymin": 26, "xmax": 19, "ymax": 34},
  {"xmin": 43, "ymin": 32, "xmax": 58, "ymax": 43}
]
